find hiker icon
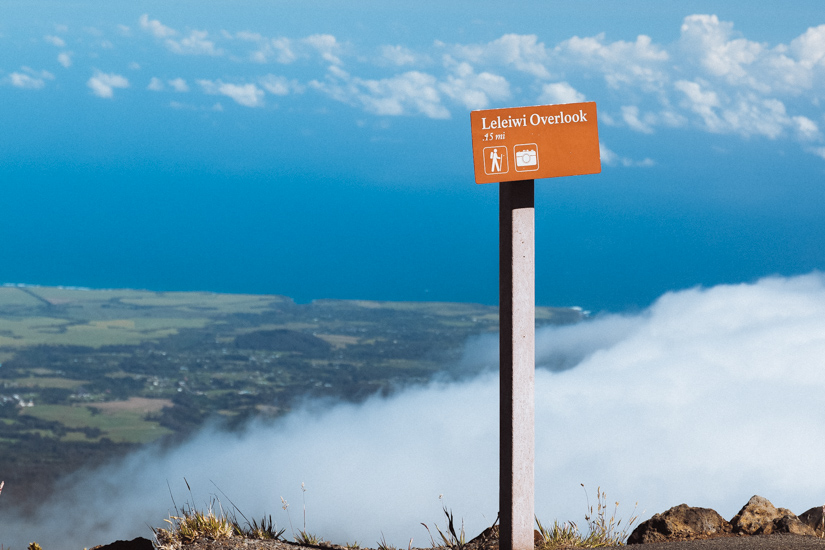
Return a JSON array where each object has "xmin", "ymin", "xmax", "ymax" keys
[
  {"xmin": 483, "ymin": 146, "xmax": 508, "ymax": 175},
  {"xmin": 491, "ymin": 149, "xmax": 502, "ymax": 171}
]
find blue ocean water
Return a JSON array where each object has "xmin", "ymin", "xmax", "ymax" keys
[
  {"xmin": 3, "ymin": 152, "xmax": 825, "ymax": 314},
  {"xmin": 3, "ymin": 94, "xmax": 824, "ymax": 313}
]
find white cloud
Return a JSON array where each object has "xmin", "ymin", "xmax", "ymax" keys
[
  {"xmin": 380, "ymin": 45, "xmax": 424, "ymax": 67},
  {"xmin": 57, "ymin": 52, "xmax": 73, "ymax": 68},
  {"xmin": 556, "ymin": 32, "xmax": 669, "ymax": 91},
  {"xmin": 600, "ymin": 141, "xmax": 655, "ymax": 167},
  {"xmin": 147, "ymin": 77, "xmax": 164, "ymax": 91},
  {"xmin": 270, "ymin": 37, "xmax": 297, "ymax": 64},
  {"xmin": 304, "ymin": 34, "xmax": 343, "ymax": 65},
  {"xmin": 8, "ymin": 67, "xmax": 55, "ymax": 89},
  {"xmin": 139, "ymin": 14, "xmax": 176, "ymax": 38},
  {"xmin": 448, "ymin": 34, "xmax": 551, "ymax": 78},
  {"xmin": 44, "ymin": 35, "xmax": 65, "ymax": 47},
  {"xmin": 243, "ymin": 35, "xmax": 298, "ymax": 64},
  {"xmin": 311, "ymin": 66, "xmax": 450, "ymax": 119},
  {"xmin": 679, "ymin": 15, "xmax": 765, "ymax": 89},
  {"xmin": 439, "ymin": 57, "xmax": 510, "ymax": 110},
  {"xmin": 235, "ymin": 31, "xmax": 270, "ymax": 63},
  {"xmin": 674, "ymin": 78, "xmax": 809, "ymax": 139},
  {"xmin": 259, "ymin": 74, "xmax": 302, "ymax": 96},
  {"xmin": 138, "ymin": 14, "xmax": 220, "ymax": 56},
  {"xmin": 423, "ymin": 20, "xmax": 823, "ymax": 154},
  {"xmin": 241, "ymin": 33, "xmax": 346, "ymax": 65},
  {"xmin": 721, "ymin": 95, "xmax": 791, "ymax": 139},
  {"xmin": 621, "ymin": 105, "xmax": 655, "ymax": 134},
  {"xmin": 537, "ymin": 82, "xmax": 585, "ymax": 104},
  {"xmin": 791, "ymin": 116, "xmax": 822, "ymax": 141},
  {"xmin": 168, "ymin": 77, "xmax": 189, "ymax": 92},
  {"xmin": 9, "ymin": 73, "xmax": 44, "ymax": 89},
  {"xmin": 674, "ymin": 79, "xmax": 724, "ymax": 131},
  {"xmin": 166, "ymin": 30, "xmax": 221, "ymax": 56},
  {"xmin": 678, "ymin": 16, "xmax": 825, "ymax": 97},
  {"xmin": 790, "ymin": 24, "xmax": 825, "ymax": 68},
  {"xmin": 198, "ymin": 79, "xmax": 264, "ymax": 107},
  {"xmin": 87, "ymin": 71, "xmax": 129, "ymax": 98},
  {"xmin": 235, "ymin": 30, "xmax": 263, "ymax": 42}
]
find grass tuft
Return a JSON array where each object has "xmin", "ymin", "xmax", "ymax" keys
[
  {"xmin": 535, "ymin": 485, "xmax": 638, "ymax": 549},
  {"xmin": 241, "ymin": 514, "xmax": 287, "ymax": 540},
  {"xmin": 296, "ymin": 530, "xmax": 323, "ymax": 545},
  {"xmin": 377, "ymin": 532, "xmax": 397, "ymax": 550},
  {"xmin": 422, "ymin": 504, "xmax": 467, "ymax": 549},
  {"xmin": 535, "ymin": 518, "xmax": 585, "ymax": 549},
  {"xmin": 154, "ymin": 480, "xmax": 290, "ymax": 549},
  {"xmin": 153, "ymin": 500, "xmax": 234, "ymax": 549}
]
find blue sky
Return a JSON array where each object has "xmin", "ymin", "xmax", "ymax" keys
[{"xmin": 2, "ymin": 0, "xmax": 825, "ymax": 311}]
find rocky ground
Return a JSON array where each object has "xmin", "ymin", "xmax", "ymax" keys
[{"xmin": 627, "ymin": 495, "xmax": 825, "ymax": 544}]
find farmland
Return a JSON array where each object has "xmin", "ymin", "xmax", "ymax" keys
[{"xmin": 0, "ymin": 284, "xmax": 584, "ymax": 507}]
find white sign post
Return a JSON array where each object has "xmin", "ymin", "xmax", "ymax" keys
[
  {"xmin": 470, "ymin": 102, "xmax": 601, "ymax": 550},
  {"xmin": 498, "ymin": 180, "xmax": 535, "ymax": 550}
]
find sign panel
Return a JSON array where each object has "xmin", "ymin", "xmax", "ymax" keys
[{"xmin": 470, "ymin": 101, "xmax": 601, "ymax": 184}]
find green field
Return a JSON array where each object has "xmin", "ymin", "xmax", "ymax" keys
[{"xmin": 21, "ymin": 404, "xmax": 173, "ymax": 443}]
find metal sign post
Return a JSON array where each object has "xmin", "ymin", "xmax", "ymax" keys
[{"xmin": 470, "ymin": 102, "xmax": 601, "ymax": 550}]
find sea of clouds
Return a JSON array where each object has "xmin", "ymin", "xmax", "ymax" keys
[{"xmin": 5, "ymin": 273, "xmax": 825, "ymax": 548}]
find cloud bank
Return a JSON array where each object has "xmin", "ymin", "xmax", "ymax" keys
[{"xmin": 5, "ymin": 273, "xmax": 825, "ymax": 549}]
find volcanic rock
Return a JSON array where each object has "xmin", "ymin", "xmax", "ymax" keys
[
  {"xmin": 730, "ymin": 495, "xmax": 801, "ymax": 535},
  {"xmin": 627, "ymin": 503, "xmax": 732, "ymax": 544},
  {"xmin": 800, "ymin": 505, "xmax": 825, "ymax": 536},
  {"xmin": 90, "ymin": 537, "xmax": 154, "ymax": 550},
  {"xmin": 770, "ymin": 515, "xmax": 817, "ymax": 536}
]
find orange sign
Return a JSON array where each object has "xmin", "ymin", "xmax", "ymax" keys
[{"xmin": 470, "ymin": 101, "xmax": 601, "ymax": 184}]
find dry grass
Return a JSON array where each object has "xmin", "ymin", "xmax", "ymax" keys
[
  {"xmin": 151, "ymin": 483, "xmax": 636, "ymax": 550},
  {"xmin": 154, "ymin": 500, "xmax": 235, "ymax": 549},
  {"xmin": 422, "ymin": 505, "xmax": 467, "ymax": 549},
  {"xmin": 535, "ymin": 486, "xmax": 638, "ymax": 549},
  {"xmin": 153, "ymin": 481, "xmax": 289, "ymax": 549}
]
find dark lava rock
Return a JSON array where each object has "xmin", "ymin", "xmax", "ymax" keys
[
  {"xmin": 771, "ymin": 515, "xmax": 817, "ymax": 536},
  {"xmin": 800, "ymin": 505, "xmax": 825, "ymax": 537},
  {"xmin": 627, "ymin": 504, "xmax": 732, "ymax": 544},
  {"xmin": 89, "ymin": 537, "xmax": 154, "ymax": 550}
]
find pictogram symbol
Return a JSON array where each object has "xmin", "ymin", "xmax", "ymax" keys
[
  {"xmin": 484, "ymin": 146, "xmax": 509, "ymax": 175},
  {"xmin": 514, "ymin": 143, "xmax": 539, "ymax": 172}
]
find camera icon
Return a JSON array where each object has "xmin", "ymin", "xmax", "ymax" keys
[
  {"xmin": 516, "ymin": 149, "xmax": 537, "ymax": 167},
  {"xmin": 514, "ymin": 144, "xmax": 539, "ymax": 171}
]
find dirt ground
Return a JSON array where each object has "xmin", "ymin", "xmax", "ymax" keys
[{"xmin": 90, "ymin": 397, "xmax": 174, "ymax": 414}]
